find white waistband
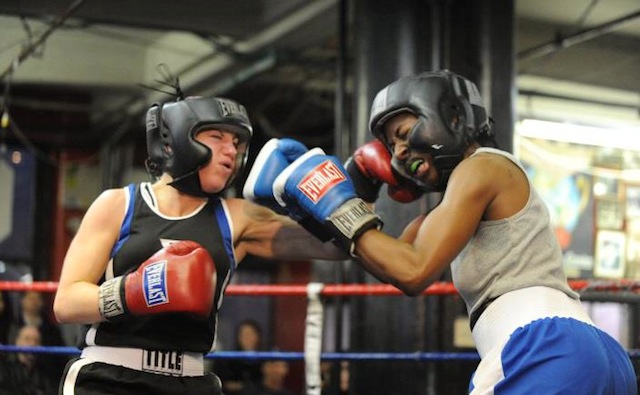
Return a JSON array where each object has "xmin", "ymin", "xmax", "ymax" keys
[
  {"xmin": 471, "ymin": 286, "xmax": 593, "ymax": 358},
  {"xmin": 81, "ymin": 346, "xmax": 204, "ymax": 377}
]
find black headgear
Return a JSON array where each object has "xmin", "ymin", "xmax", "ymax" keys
[
  {"xmin": 369, "ymin": 70, "xmax": 493, "ymax": 192},
  {"xmin": 145, "ymin": 96, "xmax": 253, "ymax": 197}
]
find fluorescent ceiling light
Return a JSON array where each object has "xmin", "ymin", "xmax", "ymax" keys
[{"xmin": 517, "ymin": 119, "xmax": 640, "ymax": 152}]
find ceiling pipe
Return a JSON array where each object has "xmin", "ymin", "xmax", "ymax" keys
[
  {"xmin": 194, "ymin": 51, "xmax": 277, "ymax": 98},
  {"xmin": 148, "ymin": 0, "xmax": 335, "ymax": 103},
  {"xmin": 0, "ymin": 0, "xmax": 87, "ymax": 82},
  {"xmin": 518, "ymin": 9, "xmax": 640, "ymax": 62}
]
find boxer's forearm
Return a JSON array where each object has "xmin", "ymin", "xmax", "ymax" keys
[{"xmin": 54, "ymin": 282, "xmax": 103, "ymax": 324}]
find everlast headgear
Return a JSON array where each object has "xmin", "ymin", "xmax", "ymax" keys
[
  {"xmin": 369, "ymin": 70, "xmax": 493, "ymax": 192},
  {"xmin": 145, "ymin": 96, "xmax": 253, "ymax": 197}
]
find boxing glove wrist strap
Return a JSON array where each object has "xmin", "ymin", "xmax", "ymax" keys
[
  {"xmin": 326, "ymin": 198, "xmax": 382, "ymax": 256},
  {"xmin": 98, "ymin": 276, "xmax": 127, "ymax": 320}
]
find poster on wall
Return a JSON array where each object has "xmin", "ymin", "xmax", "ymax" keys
[
  {"xmin": 594, "ymin": 230, "xmax": 626, "ymax": 279},
  {"xmin": 522, "ymin": 160, "xmax": 594, "ymax": 277},
  {"xmin": 0, "ymin": 147, "xmax": 36, "ymax": 262}
]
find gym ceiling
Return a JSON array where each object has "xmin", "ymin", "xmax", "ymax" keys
[{"xmin": 0, "ymin": 0, "xmax": 639, "ymax": 153}]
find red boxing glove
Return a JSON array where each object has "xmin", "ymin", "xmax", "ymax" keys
[
  {"xmin": 99, "ymin": 240, "xmax": 216, "ymax": 320},
  {"xmin": 345, "ymin": 140, "xmax": 423, "ymax": 203}
]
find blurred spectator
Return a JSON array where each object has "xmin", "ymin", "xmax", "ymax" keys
[
  {"xmin": 0, "ymin": 324, "xmax": 56, "ymax": 395},
  {"xmin": 217, "ymin": 319, "xmax": 264, "ymax": 394},
  {"xmin": 0, "ymin": 291, "xmax": 16, "ymax": 344},
  {"xmin": 321, "ymin": 361, "xmax": 351, "ymax": 395},
  {"xmin": 11, "ymin": 291, "xmax": 68, "ymax": 385},
  {"xmin": 239, "ymin": 359, "xmax": 293, "ymax": 395},
  {"xmin": 339, "ymin": 361, "xmax": 351, "ymax": 395}
]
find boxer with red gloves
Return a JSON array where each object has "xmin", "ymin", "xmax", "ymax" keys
[
  {"xmin": 98, "ymin": 240, "xmax": 216, "ymax": 320},
  {"xmin": 54, "ymin": 96, "xmax": 349, "ymax": 395},
  {"xmin": 344, "ymin": 139, "xmax": 424, "ymax": 204}
]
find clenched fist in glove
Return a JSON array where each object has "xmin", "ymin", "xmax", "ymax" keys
[
  {"xmin": 243, "ymin": 138, "xmax": 333, "ymax": 242},
  {"xmin": 345, "ymin": 139, "xmax": 424, "ymax": 203},
  {"xmin": 98, "ymin": 240, "xmax": 216, "ymax": 320},
  {"xmin": 273, "ymin": 150, "xmax": 383, "ymax": 255},
  {"xmin": 243, "ymin": 138, "xmax": 314, "ymax": 213}
]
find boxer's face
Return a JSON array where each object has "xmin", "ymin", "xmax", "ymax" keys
[
  {"xmin": 383, "ymin": 112, "xmax": 439, "ymax": 187},
  {"xmin": 195, "ymin": 129, "xmax": 247, "ymax": 193}
]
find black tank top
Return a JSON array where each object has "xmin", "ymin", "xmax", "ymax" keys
[{"xmin": 83, "ymin": 183, "xmax": 236, "ymax": 353}]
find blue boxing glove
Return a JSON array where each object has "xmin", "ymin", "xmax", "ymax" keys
[
  {"xmin": 243, "ymin": 138, "xmax": 311, "ymax": 214},
  {"xmin": 273, "ymin": 150, "xmax": 382, "ymax": 255},
  {"xmin": 243, "ymin": 138, "xmax": 333, "ymax": 242}
]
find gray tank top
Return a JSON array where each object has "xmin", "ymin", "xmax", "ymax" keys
[{"xmin": 450, "ymin": 148, "xmax": 579, "ymax": 323}]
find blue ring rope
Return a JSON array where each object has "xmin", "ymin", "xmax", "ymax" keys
[{"xmin": 1, "ymin": 345, "xmax": 639, "ymax": 361}]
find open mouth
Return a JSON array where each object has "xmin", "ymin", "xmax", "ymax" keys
[{"xmin": 219, "ymin": 161, "xmax": 233, "ymax": 172}]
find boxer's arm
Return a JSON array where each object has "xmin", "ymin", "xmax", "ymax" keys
[
  {"xmin": 356, "ymin": 214, "xmax": 427, "ymax": 285},
  {"xmin": 54, "ymin": 189, "xmax": 125, "ymax": 324},
  {"xmin": 353, "ymin": 155, "xmax": 499, "ymax": 295},
  {"xmin": 230, "ymin": 199, "xmax": 349, "ymax": 262}
]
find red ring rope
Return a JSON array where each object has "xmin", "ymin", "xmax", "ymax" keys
[{"xmin": 0, "ymin": 279, "xmax": 638, "ymax": 295}]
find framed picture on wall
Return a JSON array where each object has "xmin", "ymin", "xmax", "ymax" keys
[
  {"xmin": 596, "ymin": 198, "xmax": 624, "ymax": 230},
  {"xmin": 626, "ymin": 219, "xmax": 640, "ymax": 280},
  {"xmin": 594, "ymin": 230, "xmax": 626, "ymax": 279},
  {"xmin": 626, "ymin": 185, "xmax": 640, "ymax": 218}
]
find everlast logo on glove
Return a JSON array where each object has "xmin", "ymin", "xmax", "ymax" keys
[
  {"xmin": 143, "ymin": 261, "xmax": 169, "ymax": 307},
  {"xmin": 297, "ymin": 161, "xmax": 346, "ymax": 203}
]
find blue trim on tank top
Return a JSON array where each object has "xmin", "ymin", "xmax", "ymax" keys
[
  {"xmin": 110, "ymin": 183, "xmax": 136, "ymax": 258},
  {"xmin": 212, "ymin": 197, "xmax": 236, "ymax": 277}
]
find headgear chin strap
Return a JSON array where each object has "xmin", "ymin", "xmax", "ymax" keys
[
  {"xmin": 369, "ymin": 70, "xmax": 493, "ymax": 192},
  {"xmin": 145, "ymin": 96, "xmax": 253, "ymax": 197}
]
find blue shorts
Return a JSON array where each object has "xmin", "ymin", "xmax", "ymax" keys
[{"xmin": 469, "ymin": 317, "xmax": 637, "ymax": 394}]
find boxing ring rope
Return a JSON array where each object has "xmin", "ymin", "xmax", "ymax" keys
[
  {"xmin": 1, "ymin": 279, "xmax": 640, "ymax": 394},
  {"xmin": 1, "ymin": 347, "xmax": 638, "ymax": 362},
  {"xmin": 3, "ymin": 278, "xmax": 640, "ymax": 294}
]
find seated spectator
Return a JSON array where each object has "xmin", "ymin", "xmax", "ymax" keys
[
  {"xmin": 0, "ymin": 324, "xmax": 57, "ymax": 395},
  {"xmin": 239, "ymin": 359, "xmax": 293, "ymax": 395},
  {"xmin": 321, "ymin": 361, "xmax": 351, "ymax": 395},
  {"xmin": 11, "ymin": 291, "xmax": 68, "ymax": 385},
  {"xmin": 217, "ymin": 319, "xmax": 264, "ymax": 394}
]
